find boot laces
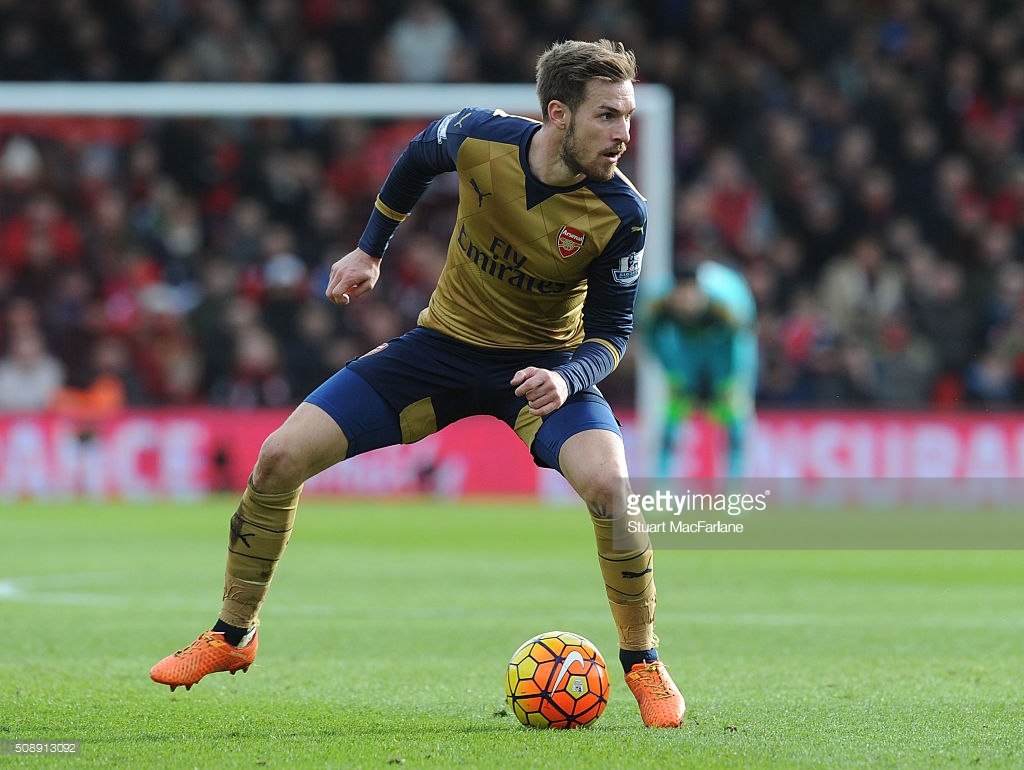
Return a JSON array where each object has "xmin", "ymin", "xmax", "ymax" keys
[
  {"xmin": 174, "ymin": 631, "xmax": 220, "ymax": 658},
  {"xmin": 637, "ymin": 663, "xmax": 672, "ymax": 700}
]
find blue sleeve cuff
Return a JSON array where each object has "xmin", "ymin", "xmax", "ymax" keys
[
  {"xmin": 553, "ymin": 341, "xmax": 620, "ymax": 396},
  {"xmin": 357, "ymin": 207, "xmax": 400, "ymax": 259}
]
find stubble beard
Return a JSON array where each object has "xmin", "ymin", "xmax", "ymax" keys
[{"xmin": 560, "ymin": 119, "xmax": 616, "ymax": 183}]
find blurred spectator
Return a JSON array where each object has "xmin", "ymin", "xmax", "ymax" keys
[
  {"xmin": 45, "ymin": 266, "xmax": 102, "ymax": 384},
  {"xmin": 224, "ymin": 325, "xmax": 291, "ymax": 408},
  {"xmin": 189, "ymin": 258, "xmax": 241, "ymax": 395},
  {"xmin": 260, "ymin": 231, "xmax": 308, "ymax": 343},
  {"xmin": 965, "ymin": 348, "xmax": 1016, "ymax": 405},
  {"xmin": 703, "ymin": 147, "xmax": 776, "ymax": 262},
  {"xmin": 874, "ymin": 313, "xmax": 938, "ymax": 404},
  {"xmin": 468, "ymin": 1, "xmax": 535, "ymax": 83},
  {"xmin": 133, "ymin": 285, "xmax": 204, "ymax": 404},
  {"xmin": 894, "ymin": 117, "xmax": 942, "ymax": 227},
  {"xmin": 384, "ymin": 0, "xmax": 463, "ymax": 83},
  {"xmin": 52, "ymin": 335, "xmax": 148, "ymax": 420},
  {"xmin": 285, "ymin": 301, "xmax": 340, "ymax": 398},
  {"xmin": 0, "ymin": 136, "xmax": 43, "ymax": 215},
  {"xmin": 390, "ymin": 232, "xmax": 447, "ymax": 329},
  {"xmin": 188, "ymin": 0, "xmax": 278, "ymax": 82},
  {"xmin": 2, "ymin": 192, "xmax": 83, "ymax": 274},
  {"xmin": 818, "ymin": 234, "xmax": 903, "ymax": 342},
  {"xmin": 320, "ymin": 0, "xmax": 383, "ymax": 82},
  {"xmin": 833, "ymin": 336, "xmax": 879, "ymax": 404},
  {"xmin": 0, "ymin": 326, "xmax": 65, "ymax": 411},
  {"xmin": 907, "ymin": 259, "xmax": 982, "ymax": 405}
]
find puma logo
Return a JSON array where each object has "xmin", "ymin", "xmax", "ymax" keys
[
  {"xmin": 230, "ymin": 512, "xmax": 255, "ymax": 549},
  {"xmin": 470, "ymin": 178, "xmax": 492, "ymax": 207},
  {"xmin": 622, "ymin": 567, "xmax": 653, "ymax": 579}
]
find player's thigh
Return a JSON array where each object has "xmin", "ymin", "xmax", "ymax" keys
[
  {"xmin": 558, "ymin": 428, "xmax": 631, "ymax": 516},
  {"xmin": 532, "ymin": 393, "xmax": 629, "ymax": 513},
  {"xmin": 304, "ymin": 365, "xmax": 404, "ymax": 456},
  {"xmin": 254, "ymin": 401, "xmax": 351, "ymax": 489}
]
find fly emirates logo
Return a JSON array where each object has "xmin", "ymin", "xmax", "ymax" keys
[{"xmin": 456, "ymin": 224, "xmax": 568, "ymax": 295}]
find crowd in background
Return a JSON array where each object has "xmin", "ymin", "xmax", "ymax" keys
[{"xmin": 3, "ymin": 0, "xmax": 1024, "ymax": 413}]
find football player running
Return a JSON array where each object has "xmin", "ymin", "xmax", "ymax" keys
[{"xmin": 151, "ymin": 39, "xmax": 684, "ymax": 729}]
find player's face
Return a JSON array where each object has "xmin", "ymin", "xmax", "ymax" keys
[
  {"xmin": 561, "ymin": 79, "xmax": 635, "ymax": 182},
  {"xmin": 668, "ymin": 280, "xmax": 709, "ymax": 320}
]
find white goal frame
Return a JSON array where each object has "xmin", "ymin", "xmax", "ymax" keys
[{"xmin": 0, "ymin": 81, "xmax": 672, "ymax": 476}]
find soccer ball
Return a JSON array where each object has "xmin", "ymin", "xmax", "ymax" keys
[{"xmin": 505, "ymin": 631, "xmax": 609, "ymax": 729}]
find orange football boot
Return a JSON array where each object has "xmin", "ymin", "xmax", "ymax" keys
[
  {"xmin": 624, "ymin": 660, "xmax": 686, "ymax": 727},
  {"xmin": 150, "ymin": 630, "xmax": 258, "ymax": 691}
]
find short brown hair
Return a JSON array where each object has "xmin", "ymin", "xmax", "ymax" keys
[{"xmin": 535, "ymin": 39, "xmax": 638, "ymax": 119}]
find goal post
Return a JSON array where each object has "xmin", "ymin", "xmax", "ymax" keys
[{"xmin": 0, "ymin": 81, "xmax": 673, "ymax": 476}]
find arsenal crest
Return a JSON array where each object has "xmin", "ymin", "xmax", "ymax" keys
[{"xmin": 557, "ymin": 226, "xmax": 586, "ymax": 258}]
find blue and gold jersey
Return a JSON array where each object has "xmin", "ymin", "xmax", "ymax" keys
[{"xmin": 358, "ymin": 107, "xmax": 647, "ymax": 393}]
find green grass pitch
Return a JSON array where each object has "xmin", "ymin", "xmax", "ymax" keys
[{"xmin": 1, "ymin": 496, "xmax": 1022, "ymax": 769}]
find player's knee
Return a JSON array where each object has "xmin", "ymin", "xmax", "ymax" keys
[
  {"xmin": 253, "ymin": 431, "xmax": 306, "ymax": 492},
  {"xmin": 576, "ymin": 472, "xmax": 632, "ymax": 519}
]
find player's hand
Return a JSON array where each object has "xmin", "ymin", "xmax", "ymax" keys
[
  {"xmin": 326, "ymin": 248, "xmax": 382, "ymax": 305},
  {"xmin": 511, "ymin": 367, "xmax": 569, "ymax": 416}
]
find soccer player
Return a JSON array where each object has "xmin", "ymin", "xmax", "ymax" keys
[
  {"xmin": 644, "ymin": 260, "xmax": 758, "ymax": 478},
  {"xmin": 151, "ymin": 39, "xmax": 685, "ymax": 729}
]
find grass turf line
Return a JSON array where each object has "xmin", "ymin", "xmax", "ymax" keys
[{"xmin": 1, "ymin": 497, "xmax": 1021, "ymax": 769}]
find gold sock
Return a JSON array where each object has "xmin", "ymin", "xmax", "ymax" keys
[
  {"xmin": 219, "ymin": 478, "xmax": 302, "ymax": 629},
  {"xmin": 591, "ymin": 513, "xmax": 659, "ymax": 651}
]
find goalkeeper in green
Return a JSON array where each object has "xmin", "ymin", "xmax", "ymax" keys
[{"xmin": 645, "ymin": 260, "xmax": 758, "ymax": 478}]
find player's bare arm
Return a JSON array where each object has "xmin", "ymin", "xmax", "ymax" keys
[
  {"xmin": 511, "ymin": 367, "xmax": 569, "ymax": 416},
  {"xmin": 325, "ymin": 248, "xmax": 382, "ymax": 305}
]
